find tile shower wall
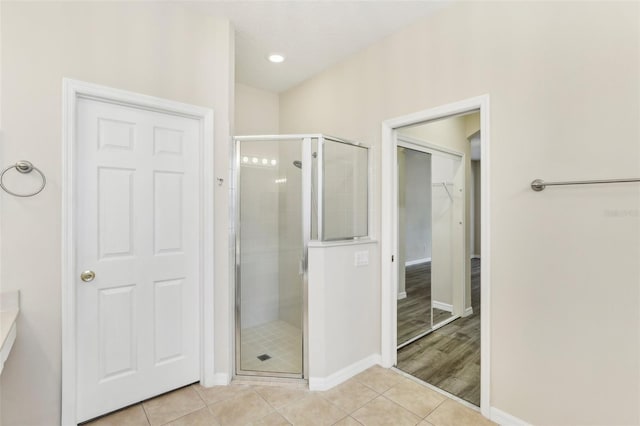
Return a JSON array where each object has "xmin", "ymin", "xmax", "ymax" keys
[
  {"xmin": 240, "ymin": 145, "xmax": 281, "ymax": 328},
  {"xmin": 322, "ymin": 141, "xmax": 368, "ymax": 240},
  {"xmin": 278, "ymin": 142, "xmax": 303, "ymax": 329}
]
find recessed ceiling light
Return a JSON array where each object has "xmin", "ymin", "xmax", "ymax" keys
[{"xmin": 268, "ymin": 54, "xmax": 285, "ymax": 63}]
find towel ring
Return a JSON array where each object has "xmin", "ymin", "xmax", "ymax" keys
[{"xmin": 0, "ymin": 161, "xmax": 47, "ymax": 197}]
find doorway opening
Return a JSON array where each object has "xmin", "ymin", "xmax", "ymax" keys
[{"xmin": 381, "ymin": 95, "xmax": 490, "ymax": 417}]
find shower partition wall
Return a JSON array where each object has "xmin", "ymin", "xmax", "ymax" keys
[{"xmin": 234, "ymin": 134, "xmax": 368, "ymax": 380}]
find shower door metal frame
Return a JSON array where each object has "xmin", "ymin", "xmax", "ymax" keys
[
  {"xmin": 317, "ymin": 135, "xmax": 370, "ymax": 241},
  {"xmin": 233, "ymin": 133, "xmax": 367, "ymax": 380},
  {"xmin": 233, "ymin": 134, "xmax": 313, "ymax": 380}
]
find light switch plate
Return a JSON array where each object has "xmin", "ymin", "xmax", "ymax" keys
[{"xmin": 354, "ymin": 250, "xmax": 369, "ymax": 267}]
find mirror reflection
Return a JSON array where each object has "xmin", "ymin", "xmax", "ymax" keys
[{"xmin": 396, "ymin": 145, "xmax": 461, "ymax": 347}]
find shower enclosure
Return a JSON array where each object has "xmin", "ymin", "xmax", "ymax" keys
[{"xmin": 233, "ymin": 134, "xmax": 368, "ymax": 379}]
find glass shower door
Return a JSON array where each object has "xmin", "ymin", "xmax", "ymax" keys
[{"xmin": 236, "ymin": 138, "xmax": 304, "ymax": 377}]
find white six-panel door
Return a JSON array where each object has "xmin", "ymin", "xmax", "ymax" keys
[{"xmin": 75, "ymin": 97, "xmax": 200, "ymax": 422}]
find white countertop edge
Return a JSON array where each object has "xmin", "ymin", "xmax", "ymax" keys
[
  {"xmin": 0, "ymin": 290, "xmax": 20, "ymax": 376},
  {"xmin": 0, "ymin": 318, "xmax": 17, "ymax": 375}
]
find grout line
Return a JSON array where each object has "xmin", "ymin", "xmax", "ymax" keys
[
  {"xmin": 343, "ymin": 415, "xmax": 364, "ymax": 425},
  {"xmin": 140, "ymin": 402, "xmax": 152, "ymax": 426},
  {"xmin": 252, "ymin": 386, "xmax": 279, "ymax": 412},
  {"xmin": 380, "ymin": 392, "xmax": 428, "ymax": 420},
  {"xmin": 353, "ymin": 380, "xmax": 380, "ymax": 394},
  {"xmin": 392, "ymin": 367, "xmax": 480, "ymax": 413},
  {"xmin": 286, "ymin": 389, "xmax": 351, "ymax": 424},
  {"xmin": 378, "ymin": 394, "xmax": 425, "ymax": 419},
  {"xmin": 159, "ymin": 407, "xmax": 202, "ymax": 426},
  {"xmin": 422, "ymin": 394, "xmax": 447, "ymax": 420},
  {"xmin": 153, "ymin": 387, "xmax": 207, "ymax": 426},
  {"xmin": 314, "ymin": 389, "xmax": 353, "ymax": 414},
  {"xmin": 383, "ymin": 384, "xmax": 441, "ymax": 420},
  {"xmin": 191, "ymin": 383, "xmax": 207, "ymax": 405},
  {"xmin": 348, "ymin": 393, "xmax": 379, "ymax": 414},
  {"xmin": 348, "ymin": 372, "xmax": 386, "ymax": 395},
  {"xmin": 246, "ymin": 389, "xmax": 280, "ymax": 424}
]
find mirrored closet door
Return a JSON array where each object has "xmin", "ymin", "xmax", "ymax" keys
[{"xmin": 396, "ymin": 142, "xmax": 463, "ymax": 348}]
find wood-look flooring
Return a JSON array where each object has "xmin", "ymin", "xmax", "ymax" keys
[
  {"xmin": 396, "ymin": 262, "xmax": 453, "ymax": 346},
  {"xmin": 397, "ymin": 259, "xmax": 481, "ymax": 406}
]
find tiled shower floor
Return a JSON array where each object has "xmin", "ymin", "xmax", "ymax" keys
[{"xmin": 240, "ymin": 320, "xmax": 302, "ymax": 374}]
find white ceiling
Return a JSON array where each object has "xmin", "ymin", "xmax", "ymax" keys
[{"xmin": 188, "ymin": 1, "xmax": 450, "ymax": 93}]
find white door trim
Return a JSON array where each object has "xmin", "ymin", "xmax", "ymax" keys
[
  {"xmin": 397, "ymin": 134, "xmax": 466, "ymax": 159},
  {"xmin": 381, "ymin": 94, "xmax": 491, "ymax": 418},
  {"xmin": 61, "ymin": 79, "xmax": 215, "ymax": 425}
]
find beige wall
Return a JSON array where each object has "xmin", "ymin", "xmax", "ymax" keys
[
  {"xmin": 0, "ymin": 3, "xmax": 234, "ymax": 425},
  {"xmin": 235, "ymin": 83, "xmax": 279, "ymax": 135},
  {"xmin": 465, "ymin": 113, "xmax": 480, "ymax": 139},
  {"xmin": 280, "ymin": 2, "xmax": 640, "ymax": 424}
]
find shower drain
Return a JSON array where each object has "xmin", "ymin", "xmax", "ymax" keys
[{"xmin": 257, "ymin": 354, "xmax": 271, "ymax": 361}]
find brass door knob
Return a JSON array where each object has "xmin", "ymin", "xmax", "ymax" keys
[{"xmin": 80, "ymin": 270, "xmax": 96, "ymax": 282}]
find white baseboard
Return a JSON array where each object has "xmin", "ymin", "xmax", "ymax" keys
[
  {"xmin": 397, "ymin": 291, "xmax": 407, "ymax": 300},
  {"xmin": 210, "ymin": 373, "xmax": 231, "ymax": 386},
  {"xmin": 463, "ymin": 306, "xmax": 474, "ymax": 317},
  {"xmin": 490, "ymin": 407, "xmax": 530, "ymax": 426},
  {"xmin": 405, "ymin": 257, "xmax": 431, "ymax": 267},
  {"xmin": 309, "ymin": 354, "xmax": 381, "ymax": 391},
  {"xmin": 471, "ymin": 254, "xmax": 481, "ymax": 259},
  {"xmin": 432, "ymin": 300, "xmax": 453, "ymax": 313}
]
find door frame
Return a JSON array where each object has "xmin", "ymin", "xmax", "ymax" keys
[
  {"xmin": 61, "ymin": 79, "xmax": 215, "ymax": 425},
  {"xmin": 395, "ymin": 136, "xmax": 466, "ymax": 348},
  {"xmin": 381, "ymin": 95, "xmax": 491, "ymax": 417}
]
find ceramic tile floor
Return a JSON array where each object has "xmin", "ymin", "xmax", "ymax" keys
[
  {"xmin": 240, "ymin": 320, "xmax": 302, "ymax": 374},
  {"xmin": 84, "ymin": 365, "xmax": 496, "ymax": 426}
]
